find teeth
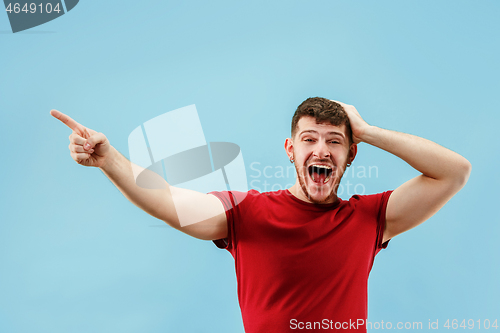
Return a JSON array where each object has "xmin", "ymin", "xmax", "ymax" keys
[
  {"xmin": 309, "ymin": 164, "xmax": 333, "ymax": 183},
  {"xmin": 312, "ymin": 165, "xmax": 332, "ymax": 170}
]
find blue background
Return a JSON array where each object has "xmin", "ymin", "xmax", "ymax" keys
[{"xmin": 1, "ymin": 1, "xmax": 499, "ymax": 332}]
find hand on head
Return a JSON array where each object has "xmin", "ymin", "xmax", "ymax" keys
[
  {"xmin": 50, "ymin": 110, "xmax": 110, "ymax": 168},
  {"xmin": 329, "ymin": 100, "xmax": 369, "ymax": 145}
]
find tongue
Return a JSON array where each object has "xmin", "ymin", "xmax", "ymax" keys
[{"xmin": 313, "ymin": 171, "xmax": 327, "ymax": 184}]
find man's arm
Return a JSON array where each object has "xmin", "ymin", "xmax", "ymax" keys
[
  {"xmin": 335, "ymin": 102, "xmax": 472, "ymax": 243},
  {"xmin": 100, "ymin": 147, "xmax": 228, "ymax": 240},
  {"xmin": 51, "ymin": 110, "xmax": 228, "ymax": 241},
  {"xmin": 362, "ymin": 127, "xmax": 471, "ymax": 243}
]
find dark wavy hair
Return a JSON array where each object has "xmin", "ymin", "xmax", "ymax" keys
[{"xmin": 291, "ymin": 97, "xmax": 352, "ymax": 144}]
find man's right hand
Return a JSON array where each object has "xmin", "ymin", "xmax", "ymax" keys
[{"xmin": 50, "ymin": 110, "xmax": 110, "ymax": 168}]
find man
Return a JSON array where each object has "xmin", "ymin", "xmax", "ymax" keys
[{"xmin": 51, "ymin": 97, "xmax": 471, "ymax": 332}]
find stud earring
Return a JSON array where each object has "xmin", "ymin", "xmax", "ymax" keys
[
  {"xmin": 290, "ymin": 157, "xmax": 294, "ymax": 163},
  {"xmin": 347, "ymin": 162, "xmax": 351, "ymax": 167}
]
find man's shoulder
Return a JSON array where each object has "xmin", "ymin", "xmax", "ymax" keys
[
  {"xmin": 209, "ymin": 189, "xmax": 290, "ymax": 210},
  {"xmin": 347, "ymin": 191, "xmax": 391, "ymax": 200},
  {"xmin": 346, "ymin": 190, "xmax": 393, "ymax": 210},
  {"xmin": 221, "ymin": 189, "xmax": 291, "ymax": 198}
]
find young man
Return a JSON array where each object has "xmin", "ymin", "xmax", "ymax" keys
[{"xmin": 51, "ymin": 97, "xmax": 471, "ymax": 332}]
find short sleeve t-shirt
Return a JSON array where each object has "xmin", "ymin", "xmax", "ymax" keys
[{"xmin": 210, "ymin": 189, "xmax": 392, "ymax": 333}]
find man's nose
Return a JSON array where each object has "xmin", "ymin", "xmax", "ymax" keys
[{"xmin": 313, "ymin": 141, "xmax": 330, "ymax": 158}]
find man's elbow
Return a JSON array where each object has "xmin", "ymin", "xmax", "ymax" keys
[{"xmin": 452, "ymin": 158, "xmax": 472, "ymax": 189}]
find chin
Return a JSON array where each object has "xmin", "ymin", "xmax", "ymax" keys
[
  {"xmin": 309, "ymin": 189, "xmax": 336, "ymax": 204},
  {"xmin": 302, "ymin": 181, "xmax": 338, "ymax": 204}
]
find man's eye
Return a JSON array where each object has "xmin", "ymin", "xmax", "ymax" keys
[
  {"xmin": 304, "ymin": 139, "xmax": 314, "ymax": 142},
  {"xmin": 330, "ymin": 141, "xmax": 340, "ymax": 144}
]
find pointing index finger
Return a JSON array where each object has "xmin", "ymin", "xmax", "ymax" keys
[{"xmin": 50, "ymin": 110, "xmax": 84, "ymax": 133}]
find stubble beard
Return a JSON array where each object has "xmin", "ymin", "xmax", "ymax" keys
[{"xmin": 295, "ymin": 161, "xmax": 348, "ymax": 204}]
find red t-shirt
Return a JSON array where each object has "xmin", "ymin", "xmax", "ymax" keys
[{"xmin": 211, "ymin": 189, "xmax": 392, "ymax": 332}]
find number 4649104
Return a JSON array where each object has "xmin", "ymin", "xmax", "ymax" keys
[
  {"xmin": 5, "ymin": 3, "xmax": 62, "ymax": 14},
  {"xmin": 444, "ymin": 319, "xmax": 498, "ymax": 330}
]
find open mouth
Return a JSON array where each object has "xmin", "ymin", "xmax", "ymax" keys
[{"xmin": 308, "ymin": 165, "xmax": 333, "ymax": 184}]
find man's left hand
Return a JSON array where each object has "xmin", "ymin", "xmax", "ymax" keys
[{"xmin": 331, "ymin": 100, "xmax": 370, "ymax": 145}]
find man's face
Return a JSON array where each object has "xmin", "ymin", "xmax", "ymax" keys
[{"xmin": 285, "ymin": 116, "xmax": 356, "ymax": 204}]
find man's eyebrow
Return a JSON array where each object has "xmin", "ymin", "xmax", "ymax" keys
[
  {"xmin": 299, "ymin": 130, "xmax": 318, "ymax": 135},
  {"xmin": 327, "ymin": 131, "xmax": 345, "ymax": 138},
  {"xmin": 299, "ymin": 130, "xmax": 345, "ymax": 138}
]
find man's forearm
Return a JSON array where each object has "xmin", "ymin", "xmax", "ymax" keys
[
  {"xmin": 98, "ymin": 146, "xmax": 228, "ymax": 239},
  {"xmin": 99, "ymin": 146, "xmax": 172, "ymax": 222},
  {"xmin": 361, "ymin": 126, "xmax": 471, "ymax": 185}
]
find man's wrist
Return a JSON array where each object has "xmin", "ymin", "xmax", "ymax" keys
[
  {"xmin": 99, "ymin": 146, "xmax": 118, "ymax": 173},
  {"xmin": 356, "ymin": 125, "xmax": 378, "ymax": 144}
]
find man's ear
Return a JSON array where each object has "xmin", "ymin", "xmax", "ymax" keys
[
  {"xmin": 285, "ymin": 138, "xmax": 294, "ymax": 160},
  {"xmin": 349, "ymin": 143, "xmax": 358, "ymax": 164}
]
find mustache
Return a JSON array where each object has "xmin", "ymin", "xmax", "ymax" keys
[
  {"xmin": 306, "ymin": 159, "xmax": 334, "ymax": 166},
  {"xmin": 293, "ymin": 159, "xmax": 350, "ymax": 175}
]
